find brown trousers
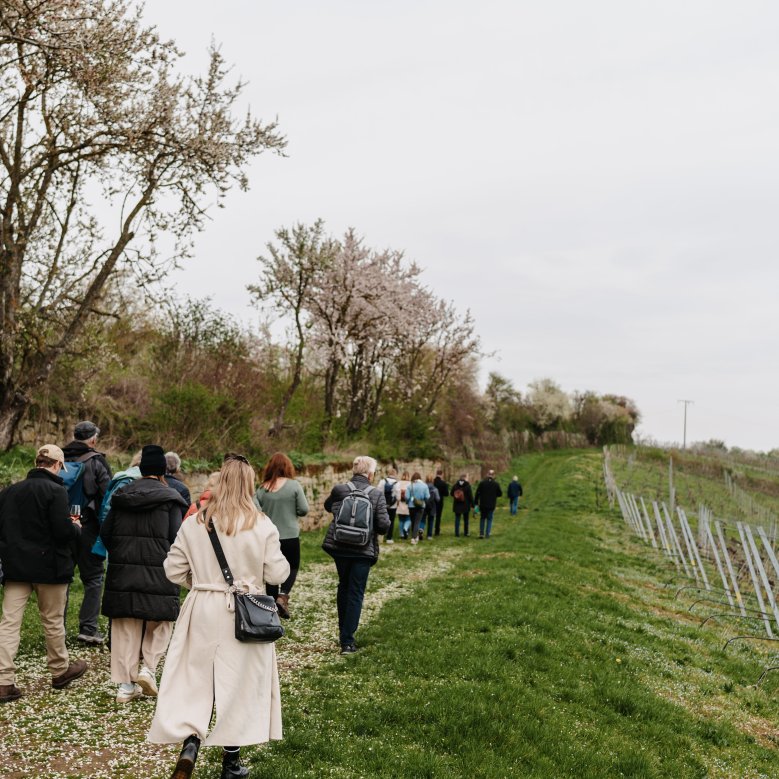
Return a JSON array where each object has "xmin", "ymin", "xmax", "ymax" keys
[
  {"xmin": 110, "ymin": 617, "xmax": 173, "ymax": 683},
  {"xmin": 0, "ymin": 581, "xmax": 70, "ymax": 684}
]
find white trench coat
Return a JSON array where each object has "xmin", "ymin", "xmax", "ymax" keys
[{"xmin": 147, "ymin": 513, "xmax": 290, "ymax": 746}]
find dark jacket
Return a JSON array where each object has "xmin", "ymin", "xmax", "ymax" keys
[
  {"xmin": 0, "ymin": 469, "xmax": 80, "ymax": 584},
  {"xmin": 322, "ymin": 474, "xmax": 391, "ymax": 565},
  {"xmin": 507, "ymin": 480, "xmax": 523, "ymax": 499},
  {"xmin": 100, "ymin": 477, "xmax": 187, "ymax": 621},
  {"xmin": 433, "ymin": 476, "xmax": 450, "ymax": 498},
  {"xmin": 451, "ymin": 479, "xmax": 474, "ymax": 512},
  {"xmin": 475, "ymin": 477, "xmax": 503, "ymax": 512},
  {"xmin": 62, "ymin": 440, "xmax": 112, "ymax": 517},
  {"xmin": 165, "ymin": 474, "xmax": 191, "ymax": 511}
]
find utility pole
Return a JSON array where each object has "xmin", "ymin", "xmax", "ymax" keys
[{"xmin": 678, "ymin": 399, "xmax": 694, "ymax": 449}]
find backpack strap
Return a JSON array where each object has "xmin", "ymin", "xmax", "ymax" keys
[
  {"xmin": 346, "ymin": 481, "xmax": 372, "ymax": 496},
  {"xmin": 206, "ymin": 520, "xmax": 234, "ymax": 587}
]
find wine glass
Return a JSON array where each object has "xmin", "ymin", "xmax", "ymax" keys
[{"xmin": 69, "ymin": 504, "xmax": 81, "ymax": 522}]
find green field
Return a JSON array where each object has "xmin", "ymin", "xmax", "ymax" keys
[{"xmin": 2, "ymin": 450, "xmax": 779, "ymax": 778}]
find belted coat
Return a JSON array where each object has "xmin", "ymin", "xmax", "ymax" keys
[{"xmin": 147, "ymin": 511, "xmax": 289, "ymax": 746}]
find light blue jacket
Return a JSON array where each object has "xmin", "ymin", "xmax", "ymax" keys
[{"xmin": 406, "ymin": 479, "xmax": 430, "ymax": 507}]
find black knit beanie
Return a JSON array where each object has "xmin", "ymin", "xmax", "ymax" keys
[{"xmin": 140, "ymin": 444, "xmax": 167, "ymax": 476}]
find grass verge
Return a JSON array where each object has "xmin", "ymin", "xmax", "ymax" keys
[{"xmin": 2, "ymin": 450, "xmax": 779, "ymax": 777}]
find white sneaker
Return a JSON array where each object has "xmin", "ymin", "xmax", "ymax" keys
[
  {"xmin": 410, "ymin": 537, "xmax": 418, "ymax": 545},
  {"xmin": 385, "ymin": 539, "xmax": 394, "ymax": 544},
  {"xmin": 137, "ymin": 666, "xmax": 158, "ymax": 696},
  {"xmin": 116, "ymin": 683, "xmax": 142, "ymax": 703}
]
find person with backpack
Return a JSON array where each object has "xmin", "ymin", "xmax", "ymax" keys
[
  {"xmin": 61, "ymin": 420, "xmax": 112, "ymax": 645},
  {"xmin": 91, "ymin": 450, "xmax": 143, "ymax": 559},
  {"xmin": 433, "ymin": 468, "xmax": 450, "ymax": 537},
  {"xmin": 393, "ymin": 471, "xmax": 411, "ymax": 540},
  {"xmin": 474, "ymin": 469, "xmax": 503, "ymax": 539},
  {"xmin": 422, "ymin": 475, "xmax": 440, "ymax": 540},
  {"xmin": 254, "ymin": 452, "xmax": 309, "ymax": 620},
  {"xmin": 376, "ymin": 468, "xmax": 399, "ymax": 544},
  {"xmin": 405, "ymin": 472, "xmax": 430, "ymax": 545},
  {"xmin": 99, "ymin": 445, "xmax": 188, "ymax": 703},
  {"xmin": 451, "ymin": 473, "xmax": 474, "ymax": 537},
  {"xmin": 322, "ymin": 456, "xmax": 390, "ymax": 654},
  {"xmin": 507, "ymin": 475, "xmax": 523, "ymax": 515},
  {"xmin": 0, "ymin": 445, "xmax": 88, "ymax": 702}
]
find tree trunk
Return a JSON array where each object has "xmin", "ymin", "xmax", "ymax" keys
[
  {"xmin": 269, "ymin": 318, "xmax": 305, "ymax": 437},
  {"xmin": 0, "ymin": 390, "xmax": 29, "ymax": 450}
]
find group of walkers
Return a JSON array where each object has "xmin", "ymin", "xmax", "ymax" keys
[
  {"xmin": 378, "ymin": 468, "xmax": 523, "ymax": 542},
  {"xmin": 0, "ymin": 421, "xmax": 521, "ymax": 778}
]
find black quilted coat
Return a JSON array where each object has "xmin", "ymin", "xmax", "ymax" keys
[{"xmin": 100, "ymin": 477, "xmax": 187, "ymax": 621}]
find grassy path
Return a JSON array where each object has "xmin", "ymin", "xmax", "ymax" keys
[{"xmin": 2, "ymin": 450, "xmax": 779, "ymax": 777}]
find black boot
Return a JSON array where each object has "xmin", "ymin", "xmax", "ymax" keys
[
  {"xmin": 221, "ymin": 747, "xmax": 250, "ymax": 778},
  {"xmin": 171, "ymin": 734, "xmax": 200, "ymax": 779}
]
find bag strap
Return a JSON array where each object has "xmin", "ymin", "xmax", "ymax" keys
[
  {"xmin": 206, "ymin": 520, "xmax": 234, "ymax": 586},
  {"xmin": 346, "ymin": 480, "xmax": 373, "ymax": 496}
]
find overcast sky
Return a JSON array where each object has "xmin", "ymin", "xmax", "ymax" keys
[{"xmin": 143, "ymin": 1, "xmax": 779, "ymax": 452}]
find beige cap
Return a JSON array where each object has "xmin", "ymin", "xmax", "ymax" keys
[{"xmin": 36, "ymin": 444, "xmax": 66, "ymax": 467}]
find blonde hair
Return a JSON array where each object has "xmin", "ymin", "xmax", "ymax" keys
[
  {"xmin": 205, "ymin": 471, "xmax": 221, "ymax": 492},
  {"xmin": 197, "ymin": 459, "xmax": 260, "ymax": 536}
]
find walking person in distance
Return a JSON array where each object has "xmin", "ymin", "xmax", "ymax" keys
[
  {"xmin": 508, "ymin": 475, "xmax": 523, "ymax": 515},
  {"xmin": 376, "ymin": 468, "xmax": 398, "ymax": 543},
  {"xmin": 451, "ymin": 473, "xmax": 474, "ymax": 537},
  {"xmin": 475, "ymin": 469, "xmax": 503, "ymax": 539},
  {"xmin": 433, "ymin": 468, "xmax": 450, "ymax": 536}
]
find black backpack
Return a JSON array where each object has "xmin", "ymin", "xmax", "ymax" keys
[
  {"xmin": 383, "ymin": 478, "xmax": 396, "ymax": 507},
  {"xmin": 334, "ymin": 482, "xmax": 374, "ymax": 547}
]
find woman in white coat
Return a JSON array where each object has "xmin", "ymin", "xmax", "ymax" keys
[{"xmin": 148, "ymin": 454, "xmax": 290, "ymax": 779}]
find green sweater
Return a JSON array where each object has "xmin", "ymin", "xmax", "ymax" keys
[{"xmin": 254, "ymin": 479, "xmax": 309, "ymax": 540}]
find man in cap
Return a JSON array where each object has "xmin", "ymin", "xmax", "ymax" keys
[
  {"xmin": 62, "ymin": 420, "xmax": 112, "ymax": 643},
  {"xmin": 0, "ymin": 445, "xmax": 88, "ymax": 702}
]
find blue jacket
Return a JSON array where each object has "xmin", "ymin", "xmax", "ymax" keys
[{"xmin": 406, "ymin": 480, "xmax": 430, "ymax": 508}]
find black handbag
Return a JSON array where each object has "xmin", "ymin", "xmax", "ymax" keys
[{"xmin": 206, "ymin": 521, "xmax": 284, "ymax": 643}]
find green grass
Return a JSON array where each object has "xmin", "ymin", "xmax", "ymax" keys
[{"xmin": 2, "ymin": 450, "xmax": 779, "ymax": 777}]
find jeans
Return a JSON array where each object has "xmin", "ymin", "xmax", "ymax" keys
[
  {"xmin": 510, "ymin": 496, "xmax": 519, "ymax": 515},
  {"xmin": 66, "ymin": 518, "xmax": 105, "ymax": 635},
  {"xmin": 333, "ymin": 557, "xmax": 372, "ymax": 647},
  {"xmin": 454, "ymin": 511, "xmax": 470, "ymax": 537},
  {"xmin": 423, "ymin": 505, "xmax": 436, "ymax": 538},
  {"xmin": 266, "ymin": 537, "xmax": 301, "ymax": 598},
  {"xmin": 479, "ymin": 510, "xmax": 495, "ymax": 538},
  {"xmin": 409, "ymin": 507, "xmax": 424, "ymax": 539},
  {"xmin": 397, "ymin": 513, "xmax": 411, "ymax": 538}
]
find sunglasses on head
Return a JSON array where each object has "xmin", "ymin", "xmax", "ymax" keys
[{"xmin": 223, "ymin": 452, "xmax": 249, "ymax": 465}]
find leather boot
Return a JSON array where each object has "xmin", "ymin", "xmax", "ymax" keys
[
  {"xmin": 221, "ymin": 747, "xmax": 250, "ymax": 778},
  {"xmin": 171, "ymin": 734, "xmax": 200, "ymax": 779},
  {"xmin": 275, "ymin": 592, "xmax": 290, "ymax": 619}
]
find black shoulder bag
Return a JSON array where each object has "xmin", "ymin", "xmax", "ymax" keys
[{"xmin": 206, "ymin": 521, "xmax": 284, "ymax": 643}]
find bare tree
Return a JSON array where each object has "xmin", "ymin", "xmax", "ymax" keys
[
  {"xmin": 248, "ymin": 220, "xmax": 335, "ymax": 436},
  {"xmin": 0, "ymin": 0, "xmax": 284, "ymax": 447}
]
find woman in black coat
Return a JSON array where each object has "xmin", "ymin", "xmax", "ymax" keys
[{"xmin": 100, "ymin": 445, "xmax": 187, "ymax": 703}]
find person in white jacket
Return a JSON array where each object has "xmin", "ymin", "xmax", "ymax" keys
[{"xmin": 147, "ymin": 454, "xmax": 290, "ymax": 779}]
